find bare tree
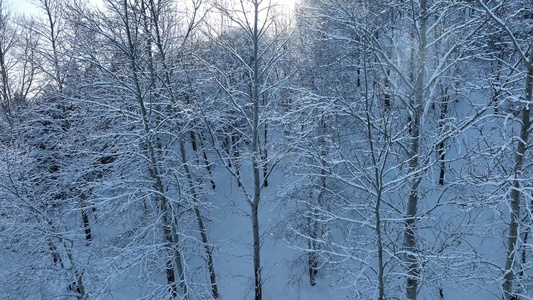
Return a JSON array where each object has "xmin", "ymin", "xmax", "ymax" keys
[
  {"xmin": 142, "ymin": 0, "xmax": 219, "ymax": 297},
  {"xmin": 201, "ymin": 1, "xmax": 292, "ymax": 299},
  {"xmin": 290, "ymin": 0, "xmax": 493, "ymax": 298},
  {"xmin": 476, "ymin": 1, "xmax": 533, "ymax": 298}
]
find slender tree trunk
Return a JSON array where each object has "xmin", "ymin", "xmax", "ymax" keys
[
  {"xmin": 376, "ymin": 187, "xmax": 385, "ymax": 300},
  {"xmin": 170, "ymin": 214, "xmax": 187, "ymax": 299},
  {"xmin": 435, "ymin": 18, "xmax": 448, "ymax": 186},
  {"xmin": 356, "ymin": 66, "xmax": 361, "ymax": 88},
  {"xmin": 384, "ymin": 69, "xmax": 391, "ymax": 109},
  {"xmin": 252, "ymin": 194, "xmax": 262, "ymax": 300},
  {"xmin": 199, "ymin": 138, "xmax": 216, "ymax": 190},
  {"xmin": 48, "ymin": 240, "xmax": 63, "ymax": 266},
  {"xmin": 178, "ymin": 137, "xmax": 219, "ymax": 299},
  {"xmin": 232, "ymin": 130, "xmax": 242, "ymax": 187},
  {"xmin": 144, "ymin": 1, "xmax": 219, "ymax": 296},
  {"xmin": 493, "ymin": 52, "xmax": 504, "ymax": 113},
  {"xmin": 502, "ymin": 48, "xmax": 533, "ymax": 300},
  {"xmin": 363, "ymin": 55, "xmax": 385, "ymax": 300},
  {"xmin": 122, "ymin": 1, "xmax": 187, "ymax": 297},
  {"xmin": 224, "ymin": 135, "xmax": 232, "ymax": 167},
  {"xmin": 308, "ymin": 119, "xmax": 327, "ymax": 286},
  {"xmin": 73, "ymin": 272, "xmax": 85, "ymax": 300},
  {"xmin": 262, "ymin": 123, "xmax": 268, "ymax": 187},
  {"xmin": 251, "ymin": 2, "xmax": 262, "ymax": 299},
  {"xmin": 61, "ymin": 239, "xmax": 86, "ymax": 299},
  {"xmin": 308, "ymin": 174, "xmax": 325, "ymax": 286},
  {"xmin": 48, "ymin": 234, "xmax": 86, "ymax": 299},
  {"xmin": 262, "ymin": 94, "xmax": 268, "ymax": 187},
  {"xmin": 521, "ymin": 227, "xmax": 529, "ymax": 277},
  {"xmin": 191, "ymin": 130, "xmax": 216, "ymax": 189},
  {"xmin": 404, "ymin": 0, "xmax": 427, "ymax": 299},
  {"xmin": 437, "ymin": 88, "xmax": 449, "ymax": 186},
  {"xmin": 307, "ymin": 212, "xmax": 318, "ymax": 286},
  {"xmin": 372, "ymin": 93, "xmax": 386, "ymax": 300},
  {"xmin": 81, "ymin": 209, "xmax": 92, "ymax": 243},
  {"xmin": 80, "ymin": 193, "xmax": 92, "ymax": 244},
  {"xmin": 194, "ymin": 205, "xmax": 219, "ymax": 299}
]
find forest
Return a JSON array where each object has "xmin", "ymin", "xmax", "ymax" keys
[{"xmin": 0, "ymin": 0, "xmax": 532, "ymax": 299}]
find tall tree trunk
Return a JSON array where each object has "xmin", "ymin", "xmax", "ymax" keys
[
  {"xmin": 307, "ymin": 216, "xmax": 318, "ymax": 286},
  {"xmin": 308, "ymin": 173, "xmax": 325, "ymax": 287},
  {"xmin": 437, "ymin": 87, "xmax": 449, "ymax": 186},
  {"xmin": 521, "ymin": 226, "xmax": 529, "ymax": 277},
  {"xmin": 435, "ymin": 17, "xmax": 448, "ymax": 186},
  {"xmin": 502, "ymin": 47, "xmax": 533, "ymax": 300},
  {"xmin": 262, "ymin": 123, "xmax": 268, "ymax": 187},
  {"xmin": 251, "ymin": 2, "xmax": 262, "ymax": 299},
  {"xmin": 170, "ymin": 214, "xmax": 187, "ymax": 299},
  {"xmin": 178, "ymin": 137, "xmax": 220, "ymax": 299},
  {"xmin": 404, "ymin": 0, "xmax": 427, "ymax": 299},
  {"xmin": 366, "ymin": 61, "xmax": 386, "ymax": 300},
  {"xmin": 122, "ymin": 1, "xmax": 187, "ymax": 297},
  {"xmin": 144, "ymin": 0, "xmax": 219, "ymax": 296},
  {"xmin": 376, "ymin": 187, "xmax": 385, "ymax": 300},
  {"xmin": 61, "ymin": 239, "xmax": 86, "ymax": 300},
  {"xmin": 262, "ymin": 94, "xmax": 268, "ymax": 187},
  {"xmin": 308, "ymin": 119, "xmax": 327, "ymax": 286}
]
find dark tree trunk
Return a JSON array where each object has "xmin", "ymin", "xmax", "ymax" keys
[
  {"xmin": 437, "ymin": 88, "xmax": 449, "ymax": 186},
  {"xmin": 80, "ymin": 193, "xmax": 92, "ymax": 244}
]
